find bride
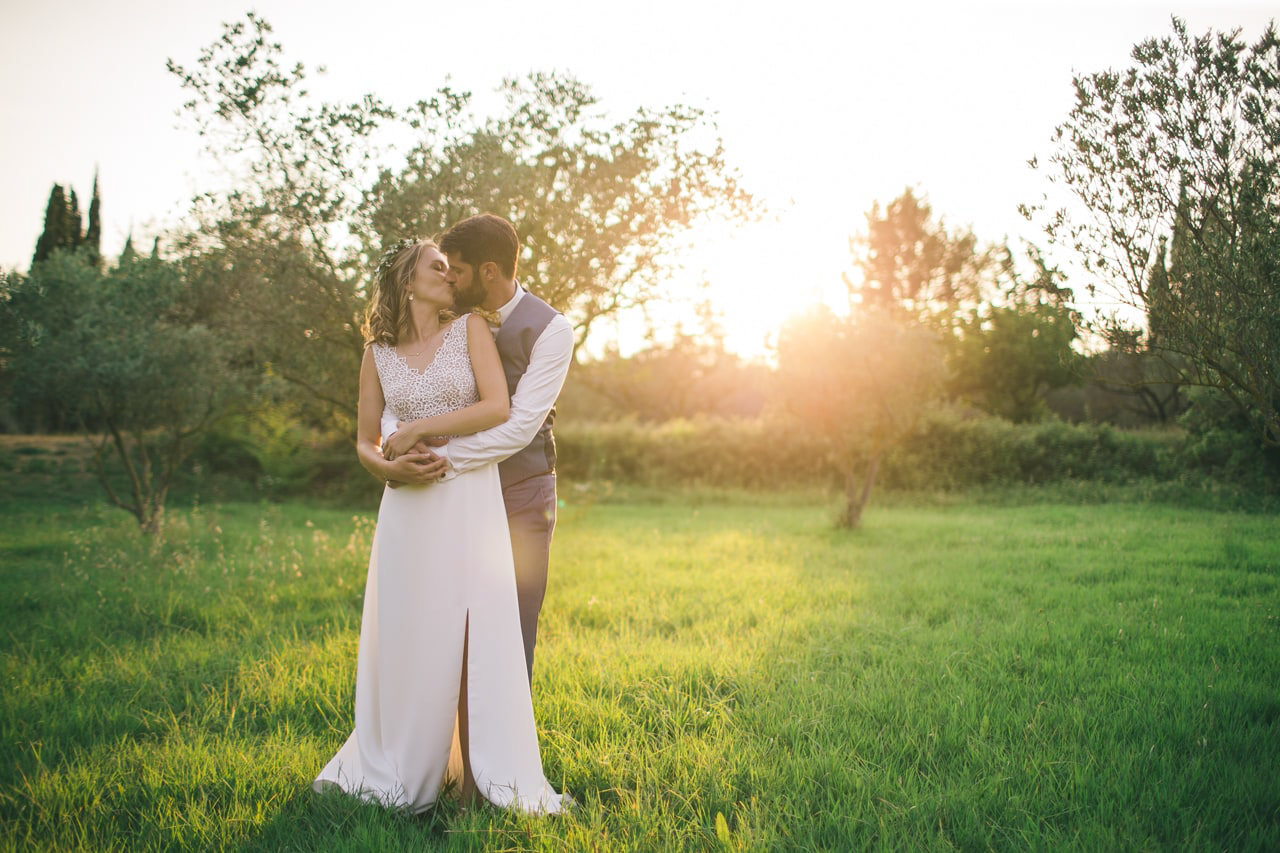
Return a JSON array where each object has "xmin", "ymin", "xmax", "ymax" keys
[{"xmin": 313, "ymin": 237, "xmax": 564, "ymax": 814}]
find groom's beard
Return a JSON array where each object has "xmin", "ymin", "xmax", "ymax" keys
[{"xmin": 453, "ymin": 277, "xmax": 487, "ymax": 310}]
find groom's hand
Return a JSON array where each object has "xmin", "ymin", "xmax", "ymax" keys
[{"xmin": 382, "ymin": 422, "xmax": 449, "ymax": 487}]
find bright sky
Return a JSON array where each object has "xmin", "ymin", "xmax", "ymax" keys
[{"xmin": 1, "ymin": 0, "xmax": 1274, "ymax": 359}]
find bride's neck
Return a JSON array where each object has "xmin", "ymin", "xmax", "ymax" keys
[{"xmin": 403, "ymin": 302, "xmax": 443, "ymax": 344}]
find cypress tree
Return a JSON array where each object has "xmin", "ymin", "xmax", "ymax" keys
[
  {"xmin": 85, "ymin": 171, "xmax": 102, "ymax": 266},
  {"xmin": 1168, "ymin": 186, "xmax": 1191, "ymax": 285},
  {"xmin": 32, "ymin": 184, "xmax": 69, "ymax": 267},
  {"xmin": 1146, "ymin": 236, "xmax": 1171, "ymax": 349},
  {"xmin": 119, "ymin": 232, "xmax": 136, "ymax": 265},
  {"xmin": 66, "ymin": 189, "xmax": 83, "ymax": 251}
]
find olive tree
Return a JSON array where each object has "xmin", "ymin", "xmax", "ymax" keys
[
  {"xmin": 5, "ymin": 251, "xmax": 253, "ymax": 534},
  {"xmin": 169, "ymin": 14, "xmax": 752, "ymax": 430},
  {"xmin": 947, "ymin": 246, "xmax": 1083, "ymax": 422},
  {"xmin": 1035, "ymin": 17, "xmax": 1280, "ymax": 446},
  {"xmin": 168, "ymin": 13, "xmax": 393, "ymax": 430},
  {"xmin": 776, "ymin": 306, "xmax": 946, "ymax": 529},
  {"xmin": 361, "ymin": 73, "xmax": 752, "ymax": 345}
]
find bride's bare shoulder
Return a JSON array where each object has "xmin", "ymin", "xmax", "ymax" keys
[{"xmin": 359, "ymin": 345, "xmax": 379, "ymax": 378}]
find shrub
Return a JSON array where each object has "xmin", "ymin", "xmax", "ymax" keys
[
  {"xmin": 1177, "ymin": 387, "xmax": 1280, "ymax": 493},
  {"xmin": 170, "ymin": 408, "xmax": 1277, "ymax": 503},
  {"xmin": 555, "ymin": 411, "xmax": 1252, "ymax": 494}
]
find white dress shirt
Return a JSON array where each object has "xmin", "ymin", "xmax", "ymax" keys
[{"xmin": 381, "ymin": 284, "xmax": 575, "ymax": 482}]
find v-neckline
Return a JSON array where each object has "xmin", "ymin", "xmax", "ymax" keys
[{"xmin": 392, "ymin": 320, "xmax": 457, "ymax": 376}]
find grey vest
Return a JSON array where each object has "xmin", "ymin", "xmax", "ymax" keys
[{"xmin": 493, "ymin": 290, "xmax": 559, "ymax": 489}]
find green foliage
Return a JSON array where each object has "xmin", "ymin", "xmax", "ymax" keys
[
  {"xmin": 7, "ymin": 411, "xmax": 1265, "ymax": 513},
  {"xmin": 4, "ymin": 251, "xmax": 255, "ymax": 532},
  {"xmin": 184, "ymin": 409, "xmax": 388, "ymax": 508},
  {"xmin": 949, "ymin": 301, "xmax": 1080, "ymax": 422},
  {"xmin": 168, "ymin": 13, "xmax": 392, "ymax": 432},
  {"xmin": 848, "ymin": 190, "xmax": 1085, "ymax": 423},
  {"xmin": 554, "ymin": 412, "xmax": 1275, "ymax": 505},
  {"xmin": 1073, "ymin": 347, "xmax": 1187, "ymax": 425},
  {"xmin": 168, "ymin": 14, "xmax": 752, "ymax": 431},
  {"xmin": 947, "ymin": 247, "xmax": 1083, "ymax": 422},
  {"xmin": 84, "ymin": 172, "xmax": 102, "ymax": 267},
  {"xmin": 847, "ymin": 187, "xmax": 990, "ymax": 331},
  {"xmin": 560, "ymin": 332, "xmax": 768, "ymax": 423},
  {"xmin": 181, "ymin": 225, "xmax": 362, "ymax": 433},
  {"xmin": 117, "ymin": 234, "xmax": 136, "ymax": 266},
  {"xmin": 188, "ymin": 419, "xmax": 264, "ymax": 480},
  {"xmin": 65, "ymin": 190, "xmax": 82, "ymax": 260},
  {"xmin": 28, "ymin": 174, "xmax": 104, "ymax": 272},
  {"xmin": 1178, "ymin": 386, "xmax": 1280, "ymax": 493},
  {"xmin": 30, "ymin": 185, "xmax": 84, "ymax": 268},
  {"xmin": 775, "ymin": 305, "xmax": 947, "ymax": 526},
  {"xmin": 895, "ymin": 409, "xmax": 1176, "ymax": 489},
  {"xmin": 2, "ymin": 494, "xmax": 1277, "ymax": 849},
  {"xmin": 362, "ymin": 74, "xmax": 753, "ymax": 343},
  {"xmin": 1040, "ymin": 16, "xmax": 1280, "ymax": 447},
  {"xmin": 557, "ymin": 418, "xmax": 832, "ymax": 489},
  {"xmin": 0, "ymin": 271, "xmax": 21, "ymax": 432}
]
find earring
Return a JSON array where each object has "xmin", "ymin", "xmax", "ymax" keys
[{"xmin": 407, "ymin": 293, "xmax": 414, "ymax": 301}]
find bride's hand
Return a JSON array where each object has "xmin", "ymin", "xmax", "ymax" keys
[
  {"xmin": 381, "ymin": 420, "xmax": 410, "ymax": 460},
  {"xmin": 385, "ymin": 451, "xmax": 447, "ymax": 486},
  {"xmin": 384, "ymin": 424, "xmax": 422, "ymax": 460}
]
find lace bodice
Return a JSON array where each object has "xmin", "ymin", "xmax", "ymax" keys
[{"xmin": 372, "ymin": 318, "xmax": 477, "ymax": 422}]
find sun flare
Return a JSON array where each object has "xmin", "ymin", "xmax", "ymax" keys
[{"xmin": 633, "ymin": 210, "xmax": 853, "ymax": 363}]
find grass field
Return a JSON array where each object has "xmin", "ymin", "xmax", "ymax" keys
[{"xmin": 2, "ymin": 482, "xmax": 1278, "ymax": 850}]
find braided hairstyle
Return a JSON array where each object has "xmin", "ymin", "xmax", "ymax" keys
[{"xmin": 361, "ymin": 238, "xmax": 439, "ymax": 347}]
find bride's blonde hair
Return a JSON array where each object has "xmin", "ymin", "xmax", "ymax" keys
[{"xmin": 362, "ymin": 238, "xmax": 444, "ymax": 346}]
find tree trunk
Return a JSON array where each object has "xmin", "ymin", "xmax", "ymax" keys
[
  {"xmin": 140, "ymin": 503, "xmax": 165, "ymax": 537},
  {"xmin": 93, "ymin": 427, "xmax": 169, "ymax": 537},
  {"xmin": 840, "ymin": 452, "xmax": 883, "ymax": 529}
]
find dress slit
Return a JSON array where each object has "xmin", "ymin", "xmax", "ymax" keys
[
  {"xmin": 456, "ymin": 610, "xmax": 474, "ymax": 800},
  {"xmin": 442, "ymin": 609, "xmax": 471, "ymax": 795}
]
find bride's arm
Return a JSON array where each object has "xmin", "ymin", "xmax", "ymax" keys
[
  {"xmin": 357, "ymin": 347, "xmax": 446, "ymax": 485},
  {"xmin": 384, "ymin": 314, "xmax": 510, "ymax": 455}
]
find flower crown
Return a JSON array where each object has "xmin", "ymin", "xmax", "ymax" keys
[{"xmin": 375, "ymin": 238, "xmax": 420, "ymax": 280}]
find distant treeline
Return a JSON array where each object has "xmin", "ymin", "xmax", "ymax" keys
[{"xmin": 2, "ymin": 14, "xmax": 1277, "ymax": 532}]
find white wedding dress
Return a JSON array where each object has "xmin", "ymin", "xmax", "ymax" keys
[{"xmin": 313, "ymin": 317, "xmax": 563, "ymax": 814}]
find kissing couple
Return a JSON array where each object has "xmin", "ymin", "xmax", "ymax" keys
[{"xmin": 313, "ymin": 213, "xmax": 576, "ymax": 814}]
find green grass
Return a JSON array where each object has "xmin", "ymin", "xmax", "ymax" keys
[{"xmin": 1, "ymin": 486, "xmax": 1278, "ymax": 851}]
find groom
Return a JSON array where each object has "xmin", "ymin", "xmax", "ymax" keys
[{"xmin": 381, "ymin": 214, "xmax": 574, "ymax": 685}]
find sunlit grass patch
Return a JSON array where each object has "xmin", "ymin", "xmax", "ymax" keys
[{"xmin": 2, "ymin": 493, "xmax": 1277, "ymax": 850}]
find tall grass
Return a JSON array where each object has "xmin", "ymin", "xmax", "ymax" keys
[{"xmin": 2, "ymin": 487, "xmax": 1278, "ymax": 850}]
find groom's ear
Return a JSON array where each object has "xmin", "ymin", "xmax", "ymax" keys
[{"xmin": 479, "ymin": 261, "xmax": 500, "ymax": 283}]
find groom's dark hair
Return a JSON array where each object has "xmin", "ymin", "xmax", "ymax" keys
[{"xmin": 439, "ymin": 214, "xmax": 520, "ymax": 279}]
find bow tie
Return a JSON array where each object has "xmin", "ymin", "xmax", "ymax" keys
[{"xmin": 471, "ymin": 307, "xmax": 501, "ymax": 327}]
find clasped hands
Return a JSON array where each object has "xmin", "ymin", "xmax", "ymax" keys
[{"xmin": 382, "ymin": 421, "xmax": 450, "ymax": 487}]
